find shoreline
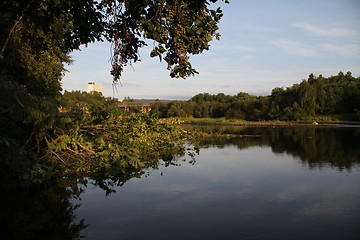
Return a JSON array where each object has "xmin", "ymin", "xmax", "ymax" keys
[{"xmin": 181, "ymin": 119, "xmax": 360, "ymax": 127}]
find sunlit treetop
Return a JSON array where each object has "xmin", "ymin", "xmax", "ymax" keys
[{"xmin": 100, "ymin": 0, "xmax": 229, "ymax": 81}]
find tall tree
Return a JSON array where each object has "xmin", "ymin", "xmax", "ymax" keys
[{"xmin": 0, "ymin": 0, "xmax": 229, "ymax": 179}]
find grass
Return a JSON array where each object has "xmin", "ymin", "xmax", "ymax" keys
[
  {"xmin": 299, "ymin": 113, "xmax": 358, "ymax": 122},
  {"xmin": 180, "ymin": 116, "xmax": 360, "ymax": 126},
  {"xmin": 180, "ymin": 117, "xmax": 248, "ymax": 124},
  {"xmin": 180, "ymin": 117, "xmax": 294, "ymax": 126}
]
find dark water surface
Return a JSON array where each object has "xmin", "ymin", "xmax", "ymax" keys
[
  {"xmin": 73, "ymin": 126, "xmax": 360, "ymax": 240},
  {"xmin": 3, "ymin": 126, "xmax": 360, "ymax": 240}
]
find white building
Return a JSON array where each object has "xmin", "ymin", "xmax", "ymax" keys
[{"xmin": 87, "ymin": 82, "xmax": 103, "ymax": 94}]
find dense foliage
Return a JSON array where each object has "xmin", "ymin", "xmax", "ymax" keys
[
  {"xmin": 0, "ymin": 1, "xmax": 226, "ymax": 182},
  {"xmin": 151, "ymin": 72, "xmax": 360, "ymax": 121},
  {"xmin": 1, "ymin": 0, "xmax": 227, "ymax": 80},
  {"xmin": 2, "ymin": 90, "xmax": 197, "ymax": 183},
  {"xmin": 54, "ymin": 92, "xmax": 196, "ymax": 177}
]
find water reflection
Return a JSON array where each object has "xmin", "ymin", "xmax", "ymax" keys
[
  {"xmin": 73, "ymin": 143, "xmax": 360, "ymax": 240},
  {"xmin": 2, "ymin": 126, "xmax": 360, "ymax": 240},
  {"xmin": 190, "ymin": 126, "xmax": 360, "ymax": 170},
  {"xmin": 0, "ymin": 179, "xmax": 87, "ymax": 240}
]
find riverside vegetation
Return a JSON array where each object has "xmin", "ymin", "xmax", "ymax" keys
[
  {"xmin": 2, "ymin": 2, "xmax": 360, "ymax": 238},
  {"xmin": 1, "ymin": 0, "xmax": 227, "ymax": 184},
  {"xmin": 1, "ymin": 90, "xmax": 199, "ymax": 185},
  {"xmin": 1, "ymin": 1, "xmax": 359, "ymax": 186},
  {"xmin": 151, "ymin": 72, "xmax": 360, "ymax": 122}
]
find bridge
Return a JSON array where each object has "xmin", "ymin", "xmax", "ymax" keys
[
  {"xmin": 117, "ymin": 102, "xmax": 151, "ymax": 108},
  {"xmin": 117, "ymin": 101, "xmax": 152, "ymax": 112}
]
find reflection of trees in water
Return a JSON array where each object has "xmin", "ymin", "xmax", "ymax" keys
[
  {"xmin": 85, "ymin": 146, "xmax": 195, "ymax": 195},
  {"xmin": 196, "ymin": 126, "xmax": 360, "ymax": 170},
  {"xmin": 271, "ymin": 127, "xmax": 360, "ymax": 170},
  {"xmin": 2, "ymin": 126, "xmax": 358, "ymax": 239},
  {"xmin": 0, "ymin": 180, "xmax": 87, "ymax": 240},
  {"xmin": 0, "ymin": 143, "xmax": 194, "ymax": 239}
]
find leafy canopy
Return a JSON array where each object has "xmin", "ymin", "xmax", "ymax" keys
[
  {"xmin": 1, "ymin": 0, "xmax": 229, "ymax": 81},
  {"xmin": 1, "ymin": 0, "xmax": 225, "ymax": 182},
  {"xmin": 101, "ymin": 0, "xmax": 228, "ymax": 80}
]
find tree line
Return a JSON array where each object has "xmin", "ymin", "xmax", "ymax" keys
[{"xmin": 151, "ymin": 72, "xmax": 360, "ymax": 121}]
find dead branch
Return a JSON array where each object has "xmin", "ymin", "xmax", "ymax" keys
[
  {"xmin": 51, "ymin": 151, "xmax": 67, "ymax": 165},
  {"xmin": 0, "ymin": 16, "xmax": 23, "ymax": 58},
  {"xmin": 77, "ymin": 143, "xmax": 96, "ymax": 155}
]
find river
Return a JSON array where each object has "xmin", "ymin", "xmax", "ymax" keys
[{"xmin": 3, "ymin": 126, "xmax": 360, "ymax": 240}]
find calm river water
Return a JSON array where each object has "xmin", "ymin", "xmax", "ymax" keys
[
  {"xmin": 72, "ymin": 126, "xmax": 360, "ymax": 240},
  {"xmin": 3, "ymin": 126, "xmax": 360, "ymax": 240}
]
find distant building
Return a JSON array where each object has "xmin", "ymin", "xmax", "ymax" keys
[{"xmin": 87, "ymin": 82, "xmax": 103, "ymax": 94}]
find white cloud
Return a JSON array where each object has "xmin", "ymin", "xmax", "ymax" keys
[
  {"xmin": 273, "ymin": 39, "xmax": 318, "ymax": 57},
  {"xmin": 233, "ymin": 45, "xmax": 257, "ymax": 52},
  {"xmin": 273, "ymin": 38, "xmax": 360, "ymax": 57},
  {"xmin": 240, "ymin": 23, "xmax": 277, "ymax": 32},
  {"xmin": 294, "ymin": 23, "xmax": 360, "ymax": 38},
  {"xmin": 319, "ymin": 42, "xmax": 360, "ymax": 56}
]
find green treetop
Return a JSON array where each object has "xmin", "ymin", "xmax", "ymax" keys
[{"xmin": 1, "ymin": 0, "xmax": 229, "ymax": 84}]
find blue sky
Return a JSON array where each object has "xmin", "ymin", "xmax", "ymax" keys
[{"xmin": 62, "ymin": 0, "xmax": 360, "ymax": 100}]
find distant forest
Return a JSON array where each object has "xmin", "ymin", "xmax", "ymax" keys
[{"xmin": 150, "ymin": 72, "xmax": 360, "ymax": 121}]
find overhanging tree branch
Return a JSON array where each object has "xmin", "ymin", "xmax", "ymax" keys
[{"xmin": 0, "ymin": 15, "xmax": 23, "ymax": 58}]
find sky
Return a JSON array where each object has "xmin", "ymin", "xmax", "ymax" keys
[{"xmin": 62, "ymin": 0, "xmax": 360, "ymax": 100}]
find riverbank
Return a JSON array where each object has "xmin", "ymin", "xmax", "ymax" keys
[{"xmin": 180, "ymin": 117, "xmax": 360, "ymax": 127}]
